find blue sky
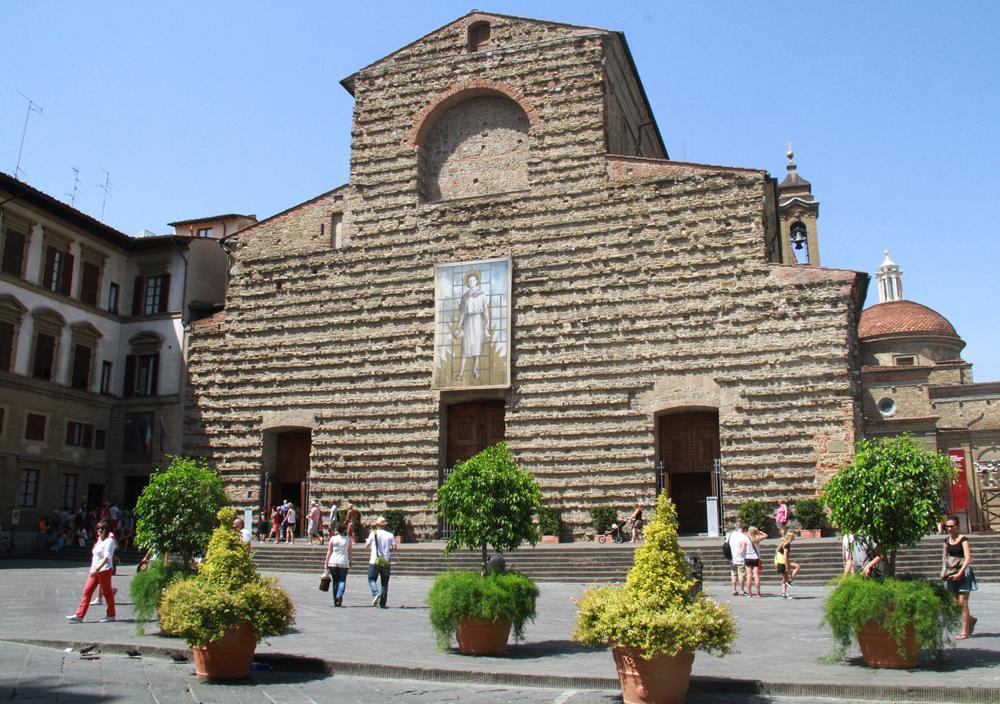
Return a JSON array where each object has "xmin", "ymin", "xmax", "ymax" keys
[{"xmin": 3, "ymin": 2, "xmax": 998, "ymax": 380}]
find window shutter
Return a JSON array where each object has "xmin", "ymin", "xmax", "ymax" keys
[
  {"xmin": 131, "ymin": 276, "xmax": 144, "ymax": 315},
  {"xmin": 149, "ymin": 354, "xmax": 159, "ymax": 395},
  {"xmin": 61, "ymin": 252, "xmax": 74, "ymax": 296},
  {"xmin": 71, "ymin": 344, "xmax": 91, "ymax": 390},
  {"xmin": 158, "ymin": 272, "xmax": 171, "ymax": 313},
  {"xmin": 81, "ymin": 262, "xmax": 100, "ymax": 306},
  {"xmin": 42, "ymin": 247, "xmax": 57, "ymax": 289},
  {"xmin": 123, "ymin": 354, "xmax": 136, "ymax": 397},
  {"xmin": 0, "ymin": 320, "xmax": 13, "ymax": 372},
  {"xmin": 83, "ymin": 425, "xmax": 93, "ymax": 449},
  {"xmin": 66, "ymin": 422, "xmax": 75, "ymax": 445}
]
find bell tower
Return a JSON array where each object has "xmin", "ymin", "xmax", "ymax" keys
[
  {"xmin": 875, "ymin": 249, "xmax": 903, "ymax": 303},
  {"xmin": 778, "ymin": 147, "xmax": 820, "ymax": 266}
]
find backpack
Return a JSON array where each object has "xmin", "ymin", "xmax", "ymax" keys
[{"xmin": 722, "ymin": 533, "xmax": 732, "ymax": 560}]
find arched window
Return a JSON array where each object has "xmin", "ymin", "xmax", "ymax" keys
[
  {"xmin": 418, "ymin": 94, "xmax": 529, "ymax": 202},
  {"xmin": 0, "ymin": 294, "xmax": 27, "ymax": 373}
]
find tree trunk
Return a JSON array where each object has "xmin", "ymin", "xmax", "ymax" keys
[
  {"xmin": 886, "ymin": 547, "xmax": 897, "ymax": 578},
  {"xmin": 481, "ymin": 544, "xmax": 488, "ymax": 575}
]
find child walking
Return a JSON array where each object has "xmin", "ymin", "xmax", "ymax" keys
[{"xmin": 775, "ymin": 532, "xmax": 801, "ymax": 599}]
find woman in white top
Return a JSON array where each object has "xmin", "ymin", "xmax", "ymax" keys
[
  {"xmin": 323, "ymin": 521, "xmax": 352, "ymax": 607},
  {"xmin": 67, "ymin": 521, "xmax": 116, "ymax": 622},
  {"xmin": 745, "ymin": 526, "xmax": 765, "ymax": 597}
]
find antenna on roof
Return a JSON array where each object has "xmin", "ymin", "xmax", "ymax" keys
[
  {"xmin": 97, "ymin": 168, "xmax": 112, "ymax": 221},
  {"xmin": 14, "ymin": 91, "xmax": 44, "ymax": 180},
  {"xmin": 68, "ymin": 167, "xmax": 81, "ymax": 206}
]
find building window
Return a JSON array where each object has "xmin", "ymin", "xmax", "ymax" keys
[
  {"xmin": 108, "ymin": 282, "xmax": 120, "ymax": 314},
  {"xmin": 18, "ymin": 469, "xmax": 39, "ymax": 507},
  {"xmin": 1, "ymin": 225, "xmax": 27, "ymax": 277},
  {"xmin": 0, "ymin": 294, "xmax": 26, "ymax": 373},
  {"xmin": 124, "ymin": 353, "xmax": 159, "ymax": 397},
  {"xmin": 196, "ymin": 227, "xmax": 213, "ymax": 238},
  {"xmin": 894, "ymin": 355, "xmax": 917, "ymax": 366},
  {"xmin": 123, "ymin": 412, "xmax": 154, "ymax": 457},
  {"xmin": 877, "ymin": 397, "xmax": 897, "ymax": 418},
  {"xmin": 468, "ymin": 21, "xmax": 491, "ymax": 52},
  {"xmin": 100, "ymin": 361, "xmax": 113, "ymax": 394},
  {"xmin": 95, "ymin": 429, "xmax": 107, "ymax": 450},
  {"xmin": 0, "ymin": 320, "xmax": 13, "ymax": 373},
  {"xmin": 42, "ymin": 245, "xmax": 74, "ymax": 295},
  {"xmin": 330, "ymin": 213, "xmax": 344, "ymax": 248},
  {"xmin": 63, "ymin": 473, "xmax": 78, "ymax": 510},
  {"xmin": 132, "ymin": 273, "xmax": 171, "ymax": 315},
  {"xmin": 80, "ymin": 261, "xmax": 101, "ymax": 306},
  {"xmin": 25, "ymin": 413, "xmax": 46, "ymax": 441},
  {"xmin": 70, "ymin": 343, "xmax": 93, "ymax": 390},
  {"xmin": 32, "ymin": 332, "xmax": 57, "ymax": 380},
  {"xmin": 66, "ymin": 421, "xmax": 94, "ymax": 448},
  {"xmin": 0, "ymin": 407, "xmax": 5, "ymax": 437}
]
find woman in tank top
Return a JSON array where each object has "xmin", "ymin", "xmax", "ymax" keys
[
  {"xmin": 943, "ymin": 515, "xmax": 977, "ymax": 639},
  {"xmin": 745, "ymin": 526, "xmax": 765, "ymax": 597}
]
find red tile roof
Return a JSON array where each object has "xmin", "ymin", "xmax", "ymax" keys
[{"xmin": 859, "ymin": 300, "xmax": 959, "ymax": 340}]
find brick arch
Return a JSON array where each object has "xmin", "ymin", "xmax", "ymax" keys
[{"xmin": 407, "ymin": 80, "xmax": 538, "ymax": 148}]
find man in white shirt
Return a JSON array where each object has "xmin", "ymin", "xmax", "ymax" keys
[
  {"xmin": 366, "ymin": 516, "xmax": 395, "ymax": 608},
  {"xmin": 728, "ymin": 524, "xmax": 750, "ymax": 596}
]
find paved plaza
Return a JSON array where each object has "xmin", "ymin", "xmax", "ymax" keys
[{"xmin": 1, "ymin": 560, "xmax": 999, "ymax": 702}]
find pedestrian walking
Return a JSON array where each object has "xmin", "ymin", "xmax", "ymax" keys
[
  {"xmin": 727, "ymin": 523, "xmax": 749, "ymax": 596},
  {"xmin": 67, "ymin": 521, "xmax": 116, "ymax": 623},
  {"xmin": 345, "ymin": 504, "xmax": 359, "ymax": 543},
  {"xmin": 628, "ymin": 504, "xmax": 643, "ymax": 543},
  {"xmin": 745, "ymin": 526, "xmax": 765, "ymax": 597},
  {"xmin": 256, "ymin": 510, "xmax": 269, "ymax": 542},
  {"xmin": 284, "ymin": 504, "xmax": 297, "ymax": 544},
  {"xmin": 366, "ymin": 517, "xmax": 395, "ymax": 608},
  {"xmin": 843, "ymin": 533, "xmax": 883, "ymax": 577},
  {"xmin": 774, "ymin": 499, "xmax": 789, "ymax": 535},
  {"xmin": 323, "ymin": 522, "xmax": 353, "ymax": 607},
  {"xmin": 775, "ymin": 532, "xmax": 801, "ymax": 598},
  {"xmin": 943, "ymin": 515, "xmax": 977, "ymax": 639},
  {"xmin": 329, "ymin": 499, "xmax": 340, "ymax": 528},
  {"xmin": 268, "ymin": 505, "xmax": 281, "ymax": 542},
  {"xmin": 278, "ymin": 500, "xmax": 290, "ymax": 542},
  {"xmin": 308, "ymin": 502, "xmax": 323, "ymax": 544}
]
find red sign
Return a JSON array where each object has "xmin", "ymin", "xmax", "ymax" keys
[{"xmin": 948, "ymin": 450, "xmax": 969, "ymax": 512}]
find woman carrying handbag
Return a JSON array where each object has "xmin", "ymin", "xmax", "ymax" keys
[
  {"xmin": 322, "ymin": 522, "xmax": 352, "ymax": 607},
  {"xmin": 943, "ymin": 516, "xmax": 977, "ymax": 639}
]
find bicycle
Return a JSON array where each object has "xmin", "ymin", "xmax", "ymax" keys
[{"xmin": 597, "ymin": 523, "xmax": 625, "ymax": 544}]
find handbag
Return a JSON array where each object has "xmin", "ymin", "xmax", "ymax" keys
[
  {"xmin": 942, "ymin": 554, "xmax": 963, "ymax": 580},
  {"xmin": 319, "ymin": 574, "xmax": 331, "ymax": 592}
]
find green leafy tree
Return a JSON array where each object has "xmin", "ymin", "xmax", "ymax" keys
[
  {"xmin": 823, "ymin": 435, "xmax": 955, "ymax": 577},
  {"xmin": 134, "ymin": 456, "xmax": 229, "ymax": 566},
  {"xmin": 436, "ymin": 442, "xmax": 542, "ymax": 572}
]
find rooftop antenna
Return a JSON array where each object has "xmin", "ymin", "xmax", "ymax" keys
[
  {"xmin": 67, "ymin": 167, "xmax": 81, "ymax": 206},
  {"xmin": 14, "ymin": 91, "xmax": 44, "ymax": 180},
  {"xmin": 97, "ymin": 168, "xmax": 112, "ymax": 221}
]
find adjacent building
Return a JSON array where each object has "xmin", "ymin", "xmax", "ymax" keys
[
  {"xmin": 183, "ymin": 12, "xmax": 869, "ymax": 538},
  {"xmin": 0, "ymin": 172, "xmax": 241, "ymax": 547}
]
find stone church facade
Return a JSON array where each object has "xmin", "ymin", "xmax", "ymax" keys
[{"xmin": 184, "ymin": 12, "xmax": 868, "ymax": 538}]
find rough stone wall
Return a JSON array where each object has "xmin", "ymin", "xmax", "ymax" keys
[{"xmin": 184, "ymin": 15, "xmax": 866, "ymax": 536}]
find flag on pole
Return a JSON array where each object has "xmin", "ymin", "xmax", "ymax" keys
[
  {"xmin": 144, "ymin": 418, "xmax": 153, "ymax": 454},
  {"xmin": 159, "ymin": 415, "xmax": 167, "ymax": 452}
]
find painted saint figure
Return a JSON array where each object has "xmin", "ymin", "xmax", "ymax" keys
[{"xmin": 453, "ymin": 271, "xmax": 492, "ymax": 379}]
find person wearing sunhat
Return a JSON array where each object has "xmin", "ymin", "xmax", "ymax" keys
[{"xmin": 366, "ymin": 516, "xmax": 395, "ymax": 608}]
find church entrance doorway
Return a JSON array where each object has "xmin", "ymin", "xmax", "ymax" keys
[
  {"xmin": 441, "ymin": 401, "xmax": 506, "ymax": 536},
  {"xmin": 657, "ymin": 411, "xmax": 719, "ymax": 535},
  {"xmin": 273, "ymin": 430, "xmax": 311, "ymax": 537}
]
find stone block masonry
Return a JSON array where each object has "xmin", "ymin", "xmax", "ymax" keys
[{"xmin": 184, "ymin": 13, "xmax": 867, "ymax": 538}]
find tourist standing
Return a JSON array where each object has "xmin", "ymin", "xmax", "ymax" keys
[
  {"xmin": 323, "ymin": 522, "xmax": 352, "ymax": 607},
  {"xmin": 284, "ymin": 504, "xmax": 297, "ymax": 544},
  {"xmin": 329, "ymin": 500, "xmax": 340, "ymax": 529},
  {"xmin": 728, "ymin": 524, "xmax": 749, "ymax": 596},
  {"xmin": 278, "ymin": 500, "xmax": 290, "ymax": 542},
  {"xmin": 943, "ymin": 515, "xmax": 977, "ymax": 639},
  {"xmin": 774, "ymin": 500, "xmax": 789, "ymax": 535},
  {"xmin": 67, "ymin": 521, "xmax": 116, "ymax": 623},
  {"xmin": 366, "ymin": 517, "xmax": 395, "ymax": 608},
  {"xmin": 308, "ymin": 502, "xmax": 323, "ymax": 544},
  {"xmin": 745, "ymin": 527, "xmax": 765, "ymax": 597},
  {"xmin": 844, "ymin": 533, "xmax": 883, "ymax": 577},
  {"xmin": 268, "ymin": 505, "xmax": 281, "ymax": 542},
  {"xmin": 775, "ymin": 532, "xmax": 801, "ymax": 598},
  {"xmin": 345, "ymin": 504, "xmax": 359, "ymax": 543},
  {"xmin": 628, "ymin": 504, "xmax": 643, "ymax": 543}
]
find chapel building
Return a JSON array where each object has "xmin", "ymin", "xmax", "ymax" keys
[{"xmin": 184, "ymin": 12, "xmax": 869, "ymax": 537}]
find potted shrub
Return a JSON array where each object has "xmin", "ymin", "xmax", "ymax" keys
[
  {"xmin": 383, "ymin": 509, "xmax": 407, "ymax": 545},
  {"xmin": 538, "ymin": 507, "xmax": 562, "ymax": 544},
  {"xmin": 794, "ymin": 498, "xmax": 825, "ymax": 538},
  {"xmin": 159, "ymin": 508, "xmax": 295, "ymax": 680},
  {"xmin": 574, "ymin": 491, "xmax": 736, "ymax": 704},
  {"xmin": 130, "ymin": 559, "xmax": 195, "ymax": 635},
  {"xmin": 822, "ymin": 435, "xmax": 961, "ymax": 668},
  {"xmin": 736, "ymin": 499, "xmax": 768, "ymax": 535},
  {"xmin": 591, "ymin": 507, "xmax": 618, "ymax": 542},
  {"xmin": 433, "ymin": 442, "xmax": 542, "ymax": 655}
]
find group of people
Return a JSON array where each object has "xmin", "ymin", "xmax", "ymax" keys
[
  {"xmin": 321, "ymin": 515, "xmax": 395, "ymax": 609},
  {"xmin": 727, "ymin": 524, "xmax": 800, "ymax": 599},
  {"xmin": 261, "ymin": 499, "xmax": 362, "ymax": 545},
  {"xmin": 38, "ymin": 503, "xmax": 133, "ymax": 553}
]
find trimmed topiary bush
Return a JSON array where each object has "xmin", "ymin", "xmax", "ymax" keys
[
  {"xmin": 591, "ymin": 507, "xmax": 618, "ymax": 535},
  {"xmin": 130, "ymin": 559, "xmax": 195, "ymax": 635},
  {"xmin": 794, "ymin": 498, "xmax": 825, "ymax": 531},
  {"xmin": 428, "ymin": 571, "xmax": 539, "ymax": 650},
  {"xmin": 383, "ymin": 509, "xmax": 407, "ymax": 539},
  {"xmin": 537, "ymin": 507, "xmax": 562, "ymax": 536},
  {"xmin": 737, "ymin": 500, "xmax": 768, "ymax": 532}
]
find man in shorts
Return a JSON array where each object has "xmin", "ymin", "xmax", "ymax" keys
[{"xmin": 728, "ymin": 524, "xmax": 749, "ymax": 596}]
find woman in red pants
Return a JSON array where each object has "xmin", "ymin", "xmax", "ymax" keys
[{"xmin": 66, "ymin": 521, "xmax": 116, "ymax": 623}]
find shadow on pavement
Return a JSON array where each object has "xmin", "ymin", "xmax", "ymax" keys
[
  {"xmin": 0, "ymin": 684, "xmax": 107, "ymax": 702},
  {"xmin": 841, "ymin": 645, "xmax": 1000, "ymax": 671},
  {"xmin": 505, "ymin": 639, "xmax": 604, "ymax": 659}
]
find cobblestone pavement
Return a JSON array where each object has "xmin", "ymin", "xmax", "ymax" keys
[
  {"xmin": 1, "ymin": 561, "xmax": 999, "ymax": 699},
  {"xmin": 0, "ymin": 641, "xmax": 901, "ymax": 704}
]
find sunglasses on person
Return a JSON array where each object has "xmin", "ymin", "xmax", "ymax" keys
[{"xmin": 945, "ymin": 523, "xmax": 958, "ymax": 529}]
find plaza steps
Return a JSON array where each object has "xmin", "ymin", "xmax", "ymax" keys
[{"xmin": 250, "ymin": 533, "xmax": 1000, "ymax": 585}]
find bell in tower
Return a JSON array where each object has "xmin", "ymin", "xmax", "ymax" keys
[{"xmin": 778, "ymin": 146, "xmax": 821, "ymax": 266}]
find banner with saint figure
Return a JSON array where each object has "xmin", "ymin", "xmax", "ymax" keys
[{"xmin": 432, "ymin": 256, "xmax": 511, "ymax": 389}]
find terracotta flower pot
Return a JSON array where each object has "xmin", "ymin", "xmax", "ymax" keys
[
  {"xmin": 857, "ymin": 621, "xmax": 918, "ymax": 668},
  {"xmin": 540, "ymin": 535, "xmax": 559, "ymax": 544},
  {"xmin": 611, "ymin": 647, "xmax": 694, "ymax": 704},
  {"xmin": 799, "ymin": 528, "xmax": 822, "ymax": 539},
  {"xmin": 456, "ymin": 617, "xmax": 512, "ymax": 656},
  {"xmin": 191, "ymin": 623, "xmax": 257, "ymax": 680}
]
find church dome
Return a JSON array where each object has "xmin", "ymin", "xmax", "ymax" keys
[{"xmin": 859, "ymin": 300, "xmax": 959, "ymax": 340}]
